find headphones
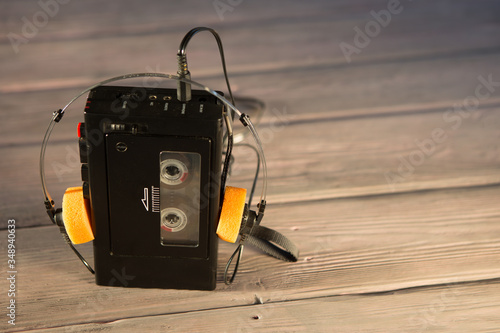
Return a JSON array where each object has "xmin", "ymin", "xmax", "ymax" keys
[{"xmin": 40, "ymin": 28, "xmax": 298, "ymax": 286}]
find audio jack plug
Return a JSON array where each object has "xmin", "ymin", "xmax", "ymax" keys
[{"xmin": 176, "ymin": 51, "xmax": 191, "ymax": 102}]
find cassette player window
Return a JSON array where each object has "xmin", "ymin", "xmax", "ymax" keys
[{"xmin": 159, "ymin": 151, "xmax": 201, "ymax": 247}]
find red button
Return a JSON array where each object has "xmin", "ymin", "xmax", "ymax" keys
[{"xmin": 77, "ymin": 122, "xmax": 84, "ymax": 138}]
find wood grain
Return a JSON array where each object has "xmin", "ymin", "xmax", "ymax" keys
[
  {"xmin": 3, "ymin": 103, "xmax": 499, "ymax": 227},
  {"xmin": 3, "ymin": 52, "xmax": 500, "ymax": 146},
  {"xmin": 1, "ymin": 185, "xmax": 499, "ymax": 331},
  {"xmin": 22, "ymin": 282, "xmax": 500, "ymax": 332}
]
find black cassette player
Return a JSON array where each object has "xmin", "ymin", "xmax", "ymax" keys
[
  {"xmin": 40, "ymin": 27, "xmax": 299, "ymax": 291},
  {"xmin": 80, "ymin": 85, "xmax": 223, "ymax": 290}
]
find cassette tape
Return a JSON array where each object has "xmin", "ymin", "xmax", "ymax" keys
[{"xmin": 80, "ymin": 85, "xmax": 224, "ymax": 290}]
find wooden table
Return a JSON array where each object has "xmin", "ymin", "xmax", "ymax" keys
[{"xmin": 1, "ymin": 0, "xmax": 499, "ymax": 331}]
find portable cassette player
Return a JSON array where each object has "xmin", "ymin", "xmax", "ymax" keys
[
  {"xmin": 40, "ymin": 27, "xmax": 299, "ymax": 290},
  {"xmin": 80, "ymin": 86, "xmax": 223, "ymax": 289}
]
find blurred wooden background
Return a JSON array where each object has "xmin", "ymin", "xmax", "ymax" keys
[{"xmin": 1, "ymin": 0, "xmax": 500, "ymax": 331}]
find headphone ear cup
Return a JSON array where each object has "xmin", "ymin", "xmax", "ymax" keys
[
  {"xmin": 62, "ymin": 186, "xmax": 94, "ymax": 244},
  {"xmin": 217, "ymin": 186, "xmax": 247, "ymax": 243}
]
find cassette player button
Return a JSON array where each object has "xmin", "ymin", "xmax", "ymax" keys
[
  {"xmin": 79, "ymin": 137, "xmax": 88, "ymax": 163},
  {"xmin": 82, "ymin": 181, "xmax": 90, "ymax": 199},
  {"xmin": 77, "ymin": 122, "xmax": 86, "ymax": 138},
  {"xmin": 81, "ymin": 164, "xmax": 89, "ymax": 182}
]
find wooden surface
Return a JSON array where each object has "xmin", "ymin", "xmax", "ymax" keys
[{"xmin": 1, "ymin": 0, "xmax": 500, "ymax": 332}]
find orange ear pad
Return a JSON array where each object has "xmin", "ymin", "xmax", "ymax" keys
[
  {"xmin": 62, "ymin": 186, "xmax": 94, "ymax": 244},
  {"xmin": 216, "ymin": 186, "xmax": 247, "ymax": 243}
]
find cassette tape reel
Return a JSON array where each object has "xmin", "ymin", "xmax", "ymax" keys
[
  {"xmin": 159, "ymin": 151, "xmax": 202, "ymax": 247},
  {"xmin": 160, "ymin": 154, "xmax": 191, "ymax": 187},
  {"xmin": 161, "ymin": 207, "xmax": 188, "ymax": 233}
]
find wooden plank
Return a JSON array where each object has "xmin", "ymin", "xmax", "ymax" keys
[
  {"xmin": 1, "ymin": 1, "xmax": 500, "ymax": 332},
  {"xmin": 21, "ymin": 282, "xmax": 500, "ymax": 333},
  {"xmin": 2, "ymin": 51, "xmax": 500, "ymax": 146},
  {"xmin": 2, "ymin": 1, "xmax": 499, "ymax": 142},
  {"xmin": 1, "ymin": 185, "xmax": 499, "ymax": 330},
  {"xmin": 2, "ymin": 0, "xmax": 500, "ymax": 90},
  {"xmin": 3, "ymin": 102, "xmax": 499, "ymax": 227}
]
